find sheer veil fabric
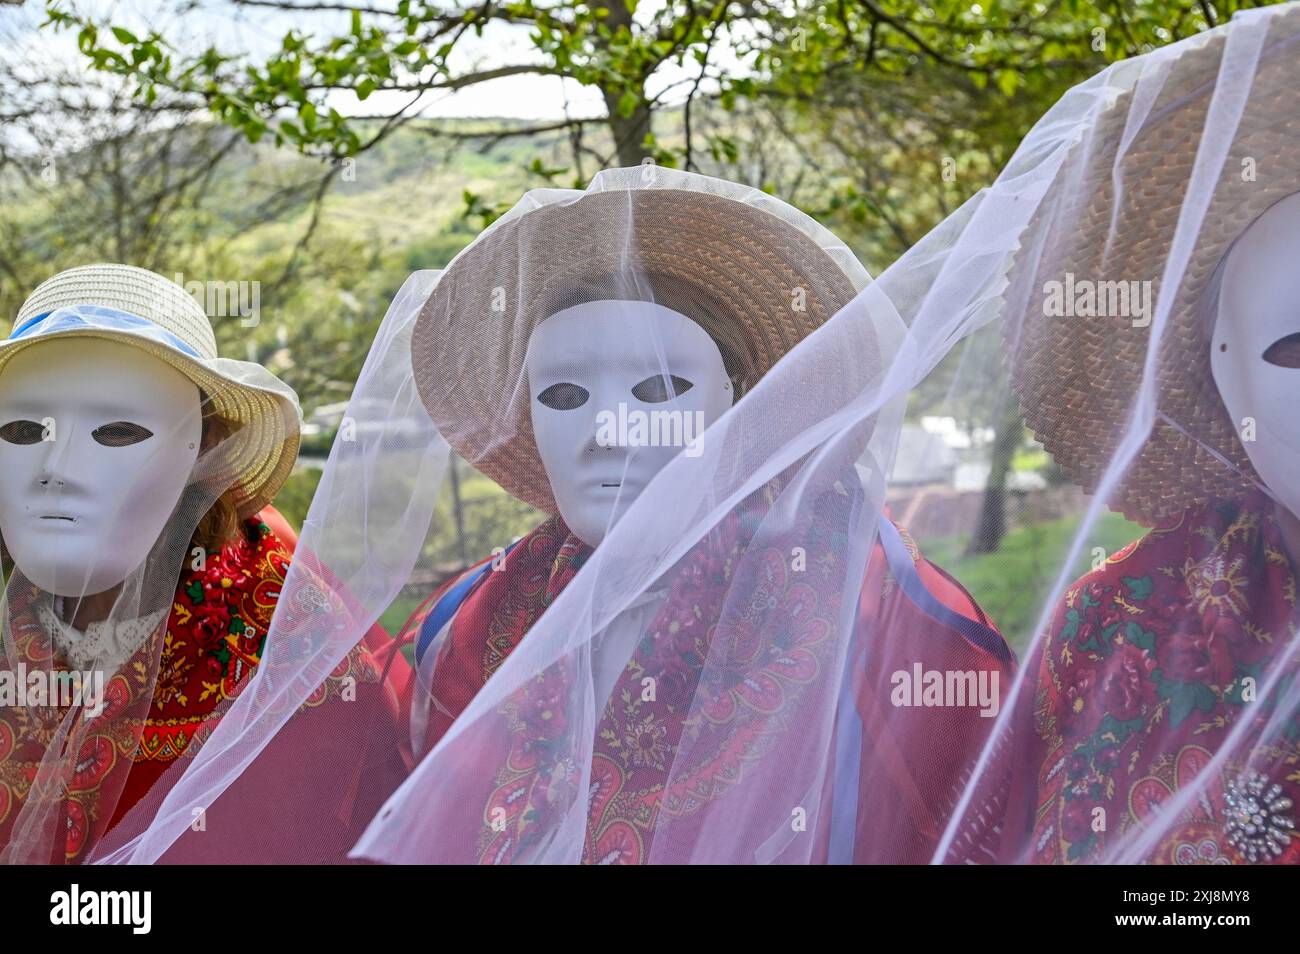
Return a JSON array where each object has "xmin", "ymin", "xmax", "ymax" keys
[
  {"xmin": 0, "ymin": 289, "xmax": 301, "ymax": 864},
  {"xmin": 98, "ymin": 3, "xmax": 1299, "ymax": 861},
  {"xmin": 80, "ymin": 167, "xmax": 945, "ymax": 863},
  {"xmin": 932, "ymin": 2, "xmax": 1300, "ymax": 864}
]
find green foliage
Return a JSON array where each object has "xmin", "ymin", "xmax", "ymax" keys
[
  {"xmin": 43, "ymin": 0, "xmax": 1269, "ymax": 174},
  {"xmin": 275, "ymin": 461, "xmax": 543, "ymax": 641},
  {"xmin": 0, "ymin": 113, "xmax": 548, "ymax": 417},
  {"xmin": 916, "ymin": 508, "xmax": 1145, "ymax": 657},
  {"xmin": 267, "ymin": 467, "xmax": 322, "ymax": 533}
]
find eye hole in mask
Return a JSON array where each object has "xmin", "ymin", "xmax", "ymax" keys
[
  {"xmin": 630, "ymin": 374, "xmax": 694, "ymax": 403},
  {"xmin": 536, "ymin": 382, "xmax": 590, "ymax": 411},
  {"xmin": 91, "ymin": 421, "xmax": 154, "ymax": 447},
  {"xmin": 1262, "ymin": 332, "xmax": 1300, "ymax": 369},
  {"xmin": 0, "ymin": 420, "xmax": 46, "ymax": 445}
]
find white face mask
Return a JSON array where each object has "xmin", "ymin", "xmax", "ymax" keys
[
  {"xmin": 1210, "ymin": 191, "xmax": 1300, "ymax": 519},
  {"xmin": 526, "ymin": 300, "xmax": 735, "ymax": 548},
  {"xmin": 0, "ymin": 338, "xmax": 203, "ymax": 597}
]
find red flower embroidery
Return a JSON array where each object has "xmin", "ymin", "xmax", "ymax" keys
[
  {"xmin": 1159, "ymin": 630, "xmax": 1235, "ymax": 687},
  {"xmin": 1099, "ymin": 642, "xmax": 1158, "ymax": 721}
]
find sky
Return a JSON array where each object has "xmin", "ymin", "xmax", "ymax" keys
[{"xmin": 2, "ymin": 0, "xmax": 749, "ymax": 122}]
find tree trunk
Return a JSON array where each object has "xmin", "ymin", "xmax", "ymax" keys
[
  {"xmin": 604, "ymin": 99, "xmax": 653, "ymax": 167},
  {"xmin": 595, "ymin": 0, "xmax": 652, "ymax": 167},
  {"xmin": 447, "ymin": 454, "xmax": 469, "ymax": 568},
  {"xmin": 965, "ymin": 400, "xmax": 1024, "ymax": 556}
]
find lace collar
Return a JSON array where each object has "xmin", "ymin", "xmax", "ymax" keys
[{"xmin": 38, "ymin": 598, "xmax": 168, "ymax": 673}]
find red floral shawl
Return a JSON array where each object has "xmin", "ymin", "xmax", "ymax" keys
[
  {"xmin": 1004, "ymin": 493, "xmax": 1300, "ymax": 864},
  {"xmin": 0, "ymin": 509, "xmax": 404, "ymax": 864}
]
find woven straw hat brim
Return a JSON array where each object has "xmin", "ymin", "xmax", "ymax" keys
[
  {"xmin": 0, "ymin": 328, "xmax": 301, "ymax": 519},
  {"xmin": 17, "ymin": 263, "xmax": 220, "ymax": 359},
  {"xmin": 412, "ymin": 187, "xmax": 861, "ymax": 514},
  {"xmin": 1006, "ymin": 8, "xmax": 1300, "ymax": 526},
  {"xmin": 10, "ymin": 263, "xmax": 301, "ymax": 518}
]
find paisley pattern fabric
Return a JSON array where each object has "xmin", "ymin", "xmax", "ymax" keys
[
  {"xmin": 1014, "ymin": 493, "xmax": 1300, "ymax": 864},
  {"xmin": 0, "ymin": 511, "xmax": 386, "ymax": 863},
  {"xmin": 494, "ymin": 493, "xmax": 839, "ymax": 866},
  {"xmin": 402, "ymin": 482, "xmax": 1011, "ymax": 864}
]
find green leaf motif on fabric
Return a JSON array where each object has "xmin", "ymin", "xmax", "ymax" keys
[
  {"xmin": 1124, "ymin": 620, "xmax": 1157, "ymax": 651},
  {"xmin": 1154, "ymin": 670, "xmax": 1218, "ymax": 728},
  {"xmin": 1122, "ymin": 575, "xmax": 1154, "ymax": 601}
]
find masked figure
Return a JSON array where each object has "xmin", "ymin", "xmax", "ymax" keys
[
  {"xmin": 94, "ymin": 168, "xmax": 1016, "ymax": 865},
  {"xmin": 232, "ymin": 165, "xmax": 1008, "ymax": 866},
  {"xmin": 942, "ymin": 4, "xmax": 1300, "ymax": 864},
  {"xmin": 0, "ymin": 265, "xmax": 396, "ymax": 864},
  {"xmin": 375, "ymin": 176, "xmax": 1016, "ymax": 865}
]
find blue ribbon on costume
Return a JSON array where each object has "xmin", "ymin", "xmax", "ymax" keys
[
  {"xmin": 876, "ymin": 517, "xmax": 1013, "ymax": 666},
  {"xmin": 415, "ymin": 539, "xmax": 522, "ymax": 668},
  {"xmin": 10, "ymin": 306, "xmax": 201, "ymax": 359}
]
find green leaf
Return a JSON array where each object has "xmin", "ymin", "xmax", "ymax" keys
[
  {"xmin": 1167, "ymin": 684, "xmax": 1196, "ymax": 728},
  {"xmin": 1163, "ymin": 679, "xmax": 1216, "ymax": 728},
  {"xmin": 76, "ymin": 24, "xmax": 98, "ymax": 55},
  {"xmin": 1096, "ymin": 713, "xmax": 1144, "ymax": 746},
  {"xmin": 1065, "ymin": 832, "xmax": 1095, "ymax": 860},
  {"xmin": 1059, "ymin": 607, "xmax": 1082, "ymax": 645},
  {"xmin": 616, "ymin": 89, "xmax": 639, "ymax": 118}
]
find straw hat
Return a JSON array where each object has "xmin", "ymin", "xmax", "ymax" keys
[
  {"xmin": 6, "ymin": 264, "xmax": 301, "ymax": 517},
  {"xmin": 1005, "ymin": 5, "xmax": 1300, "ymax": 526},
  {"xmin": 412, "ymin": 176, "xmax": 865, "ymax": 514}
]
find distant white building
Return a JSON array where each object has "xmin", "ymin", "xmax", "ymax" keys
[
  {"xmin": 886, "ymin": 415, "xmax": 1044, "ymax": 492},
  {"xmin": 301, "ymin": 401, "xmax": 350, "ymax": 439},
  {"xmin": 890, "ymin": 424, "xmax": 958, "ymax": 485}
]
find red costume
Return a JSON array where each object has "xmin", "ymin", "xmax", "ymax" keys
[
  {"xmin": 1005, "ymin": 493, "xmax": 1299, "ymax": 864},
  {"xmin": 0, "ymin": 508, "xmax": 404, "ymax": 864},
  {"xmin": 396, "ymin": 504, "xmax": 1013, "ymax": 864}
]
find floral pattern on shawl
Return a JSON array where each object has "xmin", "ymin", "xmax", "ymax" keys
[
  {"xmin": 405, "ymin": 473, "xmax": 863, "ymax": 864},
  {"xmin": 1026, "ymin": 493, "xmax": 1300, "ymax": 864},
  {"xmin": 402, "ymin": 474, "xmax": 1011, "ymax": 864},
  {"xmin": 0, "ymin": 513, "xmax": 385, "ymax": 863}
]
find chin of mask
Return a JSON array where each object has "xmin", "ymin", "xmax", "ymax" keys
[
  {"xmin": 1211, "ymin": 191, "xmax": 1300, "ymax": 521},
  {"xmin": 526, "ymin": 300, "xmax": 735, "ymax": 548},
  {"xmin": 0, "ymin": 338, "xmax": 203, "ymax": 598}
]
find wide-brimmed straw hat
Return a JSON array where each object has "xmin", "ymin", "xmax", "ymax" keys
[
  {"xmin": 412, "ymin": 169, "xmax": 867, "ymax": 514},
  {"xmin": 6, "ymin": 264, "xmax": 302, "ymax": 517},
  {"xmin": 1004, "ymin": 5, "xmax": 1300, "ymax": 526}
]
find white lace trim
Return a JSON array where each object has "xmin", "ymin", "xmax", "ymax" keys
[{"xmin": 40, "ymin": 600, "xmax": 168, "ymax": 673}]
